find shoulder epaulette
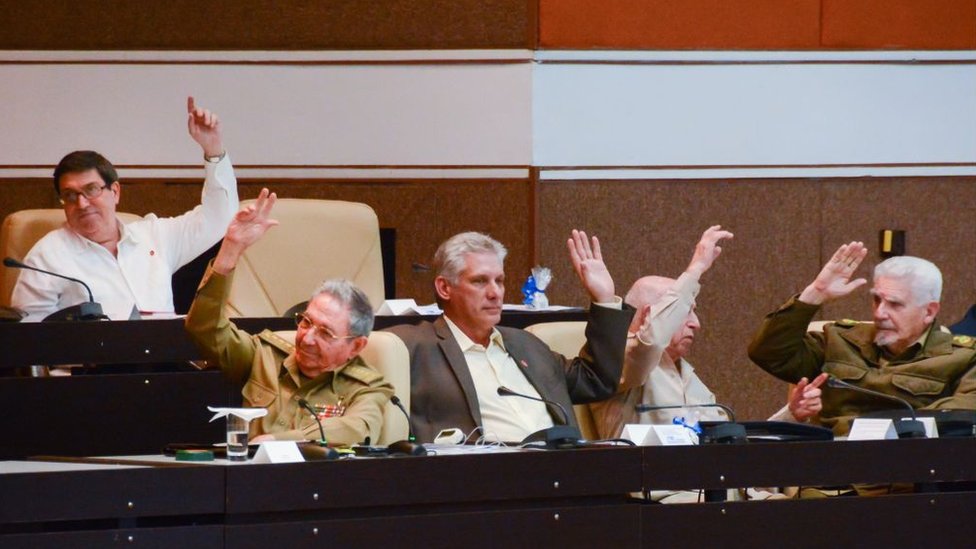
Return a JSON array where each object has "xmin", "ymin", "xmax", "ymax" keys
[
  {"xmin": 257, "ymin": 330, "xmax": 295, "ymax": 355},
  {"xmin": 952, "ymin": 334, "xmax": 976, "ymax": 348},
  {"xmin": 835, "ymin": 319, "xmax": 859, "ymax": 328},
  {"xmin": 341, "ymin": 362, "xmax": 383, "ymax": 384}
]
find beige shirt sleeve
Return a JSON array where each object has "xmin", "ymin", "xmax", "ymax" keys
[{"xmin": 618, "ymin": 272, "xmax": 701, "ymax": 390}]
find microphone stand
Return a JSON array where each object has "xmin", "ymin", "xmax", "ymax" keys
[
  {"xmin": 3, "ymin": 257, "xmax": 106, "ymax": 321},
  {"xmin": 497, "ymin": 386, "xmax": 581, "ymax": 449},
  {"xmin": 826, "ymin": 377, "xmax": 926, "ymax": 439},
  {"xmin": 297, "ymin": 398, "xmax": 339, "ymax": 460}
]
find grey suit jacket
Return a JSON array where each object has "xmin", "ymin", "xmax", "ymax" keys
[{"xmin": 386, "ymin": 304, "xmax": 634, "ymax": 443}]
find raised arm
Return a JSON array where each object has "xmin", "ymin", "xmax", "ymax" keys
[
  {"xmin": 187, "ymin": 95, "xmax": 224, "ymax": 158},
  {"xmin": 212, "ymin": 188, "xmax": 279, "ymax": 274},
  {"xmin": 566, "ymin": 229, "xmax": 615, "ymax": 303},
  {"xmin": 798, "ymin": 241, "xmax": 868, "ymax": 306}
]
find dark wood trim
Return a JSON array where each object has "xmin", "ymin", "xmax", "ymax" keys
[{"xmin": 0, "ymin": 0, "xmax": 534, "ymax": 50}]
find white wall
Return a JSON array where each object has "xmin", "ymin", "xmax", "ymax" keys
[{"xmin": 1, "ymin": 50, "xmax": 974, "ymax": 180}]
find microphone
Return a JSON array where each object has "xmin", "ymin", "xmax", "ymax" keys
[
  {"xmin": 3, "ymin": 257, "xmax": 105, "ymax": 321},
  {"xmin": 634, "ymin": 402, "xmax": 746, "ymax": 444},
  {"xmin": 826, "ymin": 377, "xmax": 926, "ymax": 438},
  {"xmin": 497, "ymin": 385, "xmax": 581, "ymax": 449},
  {"xmin": 635, "ymin": 402, "xmax": 737, "ymax": 423},
  {"xmin": 387, "ymin": 395, "xmax": 426, "ymax": 456},
  {"xmin": 296, "ymin": 398, "xmax": 339, "ymax": 460}
]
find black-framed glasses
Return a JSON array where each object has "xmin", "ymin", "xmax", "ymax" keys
[
  {"xmin": 58, "ymin": 182, "xmax": 113, "ymax": 205},
  {"xmin": 294, "ymin": 312, "xmax": 357, "ymax": 343}
]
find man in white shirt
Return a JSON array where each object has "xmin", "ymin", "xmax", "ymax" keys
[
  {"xmin": 590, "ymin": 226, "xmax": 826, "ymax": 440},
  {"xmin": 11, "ymin": 97, "xmax": 239, "ymax": 320},
  {"xmin": 388, "ymin": 230, "xmax": 634, "ymax": 443}
]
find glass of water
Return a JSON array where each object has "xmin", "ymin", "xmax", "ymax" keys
[{"xmin": 226, "ymin": 414, "xmax": 249, "ymax": 461}]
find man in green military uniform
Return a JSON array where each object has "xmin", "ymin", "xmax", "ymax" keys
[
  {"xmin": 185, "ymin": 188, "xmax": 393, "ymax": 446},
  {"xmin": 748, "ymin": 241, "xmax": 976, "ymax": 436}
]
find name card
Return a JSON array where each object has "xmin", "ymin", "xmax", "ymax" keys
[
  {"xmin": 848, "ymin": 418, "xmax": 897, "ymax": 440},
  {"xmin": 252, "ymin": 441, "xmax": 305, "ymax": 464},
  {"xmin": 622, "ymin": 423, "xmax": 696, "ymax": 446}
]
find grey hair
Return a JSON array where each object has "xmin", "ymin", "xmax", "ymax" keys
[
  {"xmin": 873, "ymin": 256, "xmax": 942, "ymax": 304},
  {"xmin": 433, "ymin": 231, "xmax": 508, "ymax": 284},
  {"xmin": 310, "ymin": 279, "xmax": 374, "ymax": 337}
]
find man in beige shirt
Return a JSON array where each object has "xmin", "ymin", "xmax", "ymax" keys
[{"xmin": 591, "ymin": 226, "xmax": 825, "ymax": 441}]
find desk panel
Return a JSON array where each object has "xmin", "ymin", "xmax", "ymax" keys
[
  {"xmin": 225, "ymin": 447, "xmax": 642, "ymax": 514},
  {"xmin": 0, "ymin": 525, "xmax": 223, "ymax": 549},
  {"xmin": 642, "ymin": 492, "xmax": 976, "ymax": 547},
  {"xmin": 0, "ymin": 372, "xmax": 237, "ymax": 459},
  {"xmin": 226, "ymin": 504, "xmax": 638, "ymax": 548},
  {"xmin": 642, "ymin": 438, "xmax": 976, "ymax": 491}
]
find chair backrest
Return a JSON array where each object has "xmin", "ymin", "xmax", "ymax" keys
[
  {"xmin": 0, "ymin": 209, "xmax": 142, "ymax": 307},
  {"xmin": 274, "ymin": 330, "xmax": 410, "ymax": 445},
  {"xmin": 227, "ymin": 199, "xmax": 384, "ymax": 317},
  {"xmin": 523, "ymin": 321, "xmax": 599, "ymax": 440}
]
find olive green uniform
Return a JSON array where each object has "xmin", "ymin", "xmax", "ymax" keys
[
  {"xmin": 748, "ymin": 296, "xmax": 976, "ymax": 435},
  {"xmin": 185, "ymin": 265, "xmax": 394, "ymax": 445}
]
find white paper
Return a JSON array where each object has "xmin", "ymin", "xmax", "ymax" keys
[
  {"xmin": 848, "ymin": 418, "xmax": 897, "ymax": 440},
  {"xmin": 207, "ymin": 407, "xmax": 268, "ymax": 423},
  {"xmin": 252, "ymin": 441, "xmax": 305, "ymax": 464},
  {"xmin": 621, "ymin": 424, "xmax": 653, "ymax": 445},
  {"xmin": 376, "ymin": 299, "xmax": 421, "ymax": 316}
]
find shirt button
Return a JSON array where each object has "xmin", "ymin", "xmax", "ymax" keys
[{"xmin": 278, "ymin": 420, "xmax": 286, "ymax": 425}]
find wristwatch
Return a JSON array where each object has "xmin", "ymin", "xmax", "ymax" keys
[{"xmin": 204, "ymin": 151, "xmax": 226, "ymax": 163}]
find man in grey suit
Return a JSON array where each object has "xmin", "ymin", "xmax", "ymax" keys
[{"xmin": 387, "ymin": 230, "xmax": 634, "ymax": 443}]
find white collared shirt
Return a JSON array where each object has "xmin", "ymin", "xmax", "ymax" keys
[
  {"xmin": 12, "ymin": 156, "xmax": 238, "ymax": 320},
  {"xmin": 443, "ymin": 316, "xmax": 553, "ymax": 442},
  {"xmin": 639, "ymin": 353, "xmax": 728, "ymax": 424}
]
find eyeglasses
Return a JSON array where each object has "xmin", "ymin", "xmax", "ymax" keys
[
  {"xmin": 58, "ymin": 182, "xmax": 113, "ymax": 205},
  {"xmin": 294, "ymin": 312, "xmax": 358, "ymax": 343}
]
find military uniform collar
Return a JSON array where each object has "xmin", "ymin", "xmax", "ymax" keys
[{"xmin": 838, "ymin": 320, "xmax": 950, "ymax": 363}]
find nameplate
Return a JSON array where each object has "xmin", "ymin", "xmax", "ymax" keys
[
  {"xmin": 252, "ymin": 441, "xmax": 305, "ymax": 464},
  {"xmin": 622, "ymin": 424, "xmax": 696, "ymax": 446},
  {"xmin": 848, "ymin": 418, "xmax": 897, "ymax": 440}
]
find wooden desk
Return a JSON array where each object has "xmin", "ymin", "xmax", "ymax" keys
[{"xmin": 5, "ymin": 440, "xmax": 976, "ymax": 547}]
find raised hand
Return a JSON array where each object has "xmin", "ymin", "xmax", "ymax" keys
[
  {"xmin": 788, "ymin": 372, "xmax": 828, "ymax": 421},
  {"xmin": 686, "ymin": 225, "xmax": 734, "ymax": 279},
  {"xmin": 567, "ymin": 229, "xmax": 614, "ymax": 303},
  {"xmin": 213, "ymin": 188, "xmax": 278, "ymax": 274},
  {"xmin": 799, "ymin": 241, "xmax": 868, "ymax": 305},
  {"xmin": 187, "ymin": 96, "xmax": 224, "ymax": 158}
]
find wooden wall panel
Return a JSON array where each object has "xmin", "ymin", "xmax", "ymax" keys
[
  {"xmin": 819, "ymin": 177, "xmax": 976, "ymax": 325},
  {"xmin": 0, "ymin": 178, "xmax": 532, "ymax": 306},
  {"xmin": 540, "ymin": 0, "xmax": 976, "ymax": 50},
  {"xmin": 539, "ymin": 0, "xmax": 822, "ymax": 49},
  {"xmin": 537, "ymin": 177, "xmax": 976, "ymax": 422},
  {"xmin": 822, "ymin": 0, "xmax": 976, "ymax": 49},
  {"xmin": 1, "ymin": 0, "xmax": 535, "ymax": 50}
]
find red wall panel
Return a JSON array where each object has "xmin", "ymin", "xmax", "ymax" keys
[
  {"xmin": 539, "ymin": 0, "xmax": 821, "ymax": 49},
  {"xmin": 822, "ymin": 0, "xmax": 976, "ymax": 49}
]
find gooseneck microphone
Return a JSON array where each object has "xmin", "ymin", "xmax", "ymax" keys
[
  {"xmin": 826, "ymin": 377, "xmax": 926, "ymax": 438},
  {"xmin": 387, "ymin": 395, "xmax": 426, "ymax": 456},
  {"xmin": 497, "ymin": 386, "xmax": 573, "ymax": 425},
  {"xmin": 497, "ymin": 385, "xmax": 581, "ymax": 448},
  {"xmin": 297, "ymin": 397, "xmax": 339, "ymax": 460},
  {"xmin": 3, "ymin": 257, "xmax": 105, "ymax": 321},
  {"xmin": 635, "ymin": 402, "xmax": 737, "ymax": 423}
]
